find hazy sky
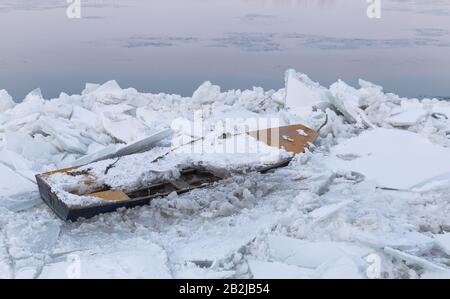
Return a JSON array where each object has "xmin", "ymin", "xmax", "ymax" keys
[{"xmin": 1, "ymin": 0, "xmax": 450, "ymax": 99}]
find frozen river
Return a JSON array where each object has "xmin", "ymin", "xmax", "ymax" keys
[{"xmin": 1, "ymin": 0, "xmax": 450, "ymax": 99}]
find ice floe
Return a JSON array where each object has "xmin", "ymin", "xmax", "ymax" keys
[
  {"xmin": 39, "ymin": 238, "xmax": 171, "ymax": 279},
  {"xmin": 325, "ymin": 128, "xmax": 450, "ymax": 190}
]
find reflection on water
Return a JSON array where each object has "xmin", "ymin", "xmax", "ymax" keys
[{"xmin": 0, "ymin": 0, "xmax": 449, "ymax": 99}]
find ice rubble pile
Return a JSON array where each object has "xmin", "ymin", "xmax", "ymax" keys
[{"xmin": 1, "ymin": 69, "xmax": 450, "ymax": 278}]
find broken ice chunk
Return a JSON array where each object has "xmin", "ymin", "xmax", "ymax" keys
[
  {"xmin": 0, "ymin": 164, "xmax": 36, "ymax": 197},
  {"xmin": 432, "ymin": 105, "xmax": 450, "ymax": 120},
  {"xmin": 434, "ymin": 233, "xmax": 450, "ymax": 256},
  {"xmin": 387, "ymin": 108, "xmax": 428, "ymax": 127},
  {"xmin": 4, "ymin": 211, "xmax": 61, "ymax": 278},
  {"xmin": 14, "ymin": 257, "xmax": 43, "ymax": 279},
  {"xmin": 70, "ymin": 106, "xmax": 102, "ymax": 128},
  {"xmin": 284, "ymin": 69, "xmax": 330, "ymax": 117},
  {"xmin": 0, "ymin": 235, "xmax": 12, "ymax": 278},
  {"xmin": 307, "ymin": 171, "xmax": 336, "ymax": 195},
  {"xmin": 297, "ymin": 129, "xmax": 308, "ymax": 136},
  {"xmin": 23, "ymin": 88, "xmax": 43, "ymax": 102},
  {"xmin": 3, "ymin": 132, "xmax": 34, "ymax": 154},
  {"xmin": 421, "ymin": 270, "xmax": 450, "ymax": 279},
  {"xmin": 39, "ymin": 238, "xmax": 171, "ymax": 279},
  {"xmin": 72, "ymin": 144, "xmax": 120, "ymax": 166},
  {"xmin": 81, "ymin": 83, "xmax": 101, "ymax": 95},
  {"xmin": 174, "ymin": 264, "xmax": 235, "ymax": 279},
  {"xmin": 5, "ymin": 216, "xmax": 61, "ymax": 259},
  {"xmin": 268, "ymin": 235, "xmax": 371, "ymax": 269},
  {"xmin": 309, "ymin": 200, "xmax": 353, "ymax": 223},
  {"xmin": 329, "ymin": 80, "xmax": 374, "ymax": 128},
  {"xmin": 282, "ymin": 135, "xmax": 294, "ymax": 142},
  {"xmin": 102, "ymin": 116, "xmax": 151, "ymax": 144},
  {"xmin": 90, "ymin": 80, "xmax": 127, "ymax": 104},
  {"xmin": 3, "ymin": 91, "xmax": 43, "ymax": 119},
  {"xmin": 0, "ymin": 191, "xmax": 42, "ymax": 212},
  {"xmin": 192, "ymin": 81, "xmax": 222, "ymax": 105},
  {"xmin": 22, "ymin": 137, "xmax": 60, "ymax": 166},
  {"xmin": 318, "ymin": 256, "xmax": 363, "ymax": 279}
]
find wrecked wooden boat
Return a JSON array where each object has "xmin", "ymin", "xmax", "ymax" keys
[{"xmin": 36, "ymin": 124, "xmax": 318, "ymax": 221}]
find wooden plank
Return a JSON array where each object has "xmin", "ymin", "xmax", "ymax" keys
[
  {"xmin": 87, "ymin": 190, "xmax": 130, "ymax": 202},
  {"xmin": 248, "ymin": 124, "xmax": 318, "ymax": 154}
]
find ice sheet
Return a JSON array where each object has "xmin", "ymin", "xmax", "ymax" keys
[
  {"xmin": 0, "ymin": 164, "xmax": 36, "ymax": 197},
  {"xmin": 325, "ymin": 128, "xmax": 450, "ymax": 190}
]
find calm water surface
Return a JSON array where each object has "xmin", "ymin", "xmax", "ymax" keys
[{"xmin": 1, "ymin": 0, "xmax": 450, "ymax": 100}]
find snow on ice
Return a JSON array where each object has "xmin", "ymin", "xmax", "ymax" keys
[
  {"xmin": 325, "ymin": 128, "xmax": 450, "ymax": 190},
  {"xmin": 1, "ymin": 69, "xmax": 450, "ymax": 278}
]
